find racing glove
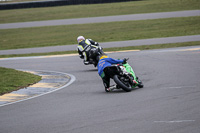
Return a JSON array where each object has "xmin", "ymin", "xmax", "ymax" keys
[
  {"xmin": 95, "ymin": 42, "xmax": 99, "ymax": 46},
  {"xmin": 122, "ymin": 58, "xmax": 129, "ymax": 64}
]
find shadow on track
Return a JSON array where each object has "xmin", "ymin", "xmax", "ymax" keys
[{"xmin": 82, "ymin": 69, "xmax": 98, "ymax": 72}]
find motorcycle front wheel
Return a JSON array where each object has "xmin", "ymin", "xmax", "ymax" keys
[{"xmin": 113, "ymin": 75, "xmax": 132, "ymax": 92}]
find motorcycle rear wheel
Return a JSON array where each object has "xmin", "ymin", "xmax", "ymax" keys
[{"xmin": 113, "ymin": 75, "xmax": 132, "ymax": 92}]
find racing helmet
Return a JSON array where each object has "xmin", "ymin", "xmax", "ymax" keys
[
  {"xmin": 100, "ymin": 55, "xmax": 108, "ymax": 60},
  {"xmin": 77, "ymin": 36, "xmax": 85, "ymax": 43}
]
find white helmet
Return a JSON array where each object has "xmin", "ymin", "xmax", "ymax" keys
[{"xmin": 77, "ymin": 36, "xmax": 85, "ymax": 43}]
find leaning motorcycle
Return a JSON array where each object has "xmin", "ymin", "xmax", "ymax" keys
[
  {"xmin": 88, "ymin": 46, "xmax": 105, "ymax": 67},
  {"xmin": 104, "ymin": 60, "xmax": 143, "ymax": 92}
]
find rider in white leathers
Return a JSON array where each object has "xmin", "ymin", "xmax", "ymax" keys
[{"xmin": 77, "ymin": 36, "xmax": 101, "ymax": 66}]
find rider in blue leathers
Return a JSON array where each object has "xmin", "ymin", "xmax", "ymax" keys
[{"xmin": 97, "ymin": 55, "xmax": 127, "ymax": 92}]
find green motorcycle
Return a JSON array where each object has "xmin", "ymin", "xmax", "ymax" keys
[{"xmin": 104, "ymin": 59, "xmax": 143, "ymax": 92}]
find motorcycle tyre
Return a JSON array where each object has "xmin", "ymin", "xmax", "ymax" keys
[
  {"xmin": 137, "ymin": 78, "xmax": 144, "ymax": 88},
  {"xmin": 113, "ymin": 75, "xmax": 132, "ymax": 92},
  {"xmin": 138, "ymin": 83, "xmax": 144, "ymax": 88}
]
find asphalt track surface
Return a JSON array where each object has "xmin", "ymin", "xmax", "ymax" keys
[
  {"xmin": 1, "ymin": 35, "xmax": 200, "ymax": 55},
  {"xmin": 0, "ymin": 46, "xmax": 200, "ymax": 133},
  {"xmin": 0, "ymin": 10, "xmax": 199, "ymax": 29}
]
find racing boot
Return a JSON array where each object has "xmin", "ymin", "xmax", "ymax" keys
[
  {"xmin": 105, "ymin": 85, "xmax": 117, "ymax": 92},
  {"xmin": 105, "ymin": 88, "xmax": 111, "ymax": 92}
]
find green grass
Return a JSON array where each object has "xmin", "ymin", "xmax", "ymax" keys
[
  {"xmin": 0, "ymin": 41, "xmax": 199, "ymax": 58},
  {"xmin": 0, "ymin": 67, "xmax": 41, "ymax": 95},
  {"xmin": 0, "ymin": 0, "xmax": 199, "ymax": 23},
  {"xmin": 0, "ymin": 16, "xmax": 199, "ymax": 50}
]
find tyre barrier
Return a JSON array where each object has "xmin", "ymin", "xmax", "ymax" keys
[{"xmin": 0, "ymin": 0, "xmax": 140, "ymax": 10}]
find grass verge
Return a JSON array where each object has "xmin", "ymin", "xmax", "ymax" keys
[
  {"xmin": 0, "ymin": 41, "xmax": 199, "ymax": 58},
  {"xmin": 0, "ymin": 0, "xmax": 199, "ymax": 23},
  {"xmin": 0, "ymin": 16, "xmax": 200, "ymax": 50},
  {"xmin": 0, "ymin": 67, "xmax": 41, "ymax": 95}
]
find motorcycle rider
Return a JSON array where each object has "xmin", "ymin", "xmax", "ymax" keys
[
  {"xmin": 97, "ymin": 55, "xmax": 128, "ymax": 92},
  {"xmin": 77, "ymin": 36, "xmax": 101, "ymax": 66}
]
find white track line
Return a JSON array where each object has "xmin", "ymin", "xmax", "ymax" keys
[
  {"xmin": 0, "ymin": 70, "xmax": 76, "ymax": 108},
  {"xmin": 154, "ymin": 120, "xmax": 195, "ymax": 123}
]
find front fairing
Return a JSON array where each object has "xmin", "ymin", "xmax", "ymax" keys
[{"xmin": 123, "ymin": 63, "xmax": 138, "ymax": 86}]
